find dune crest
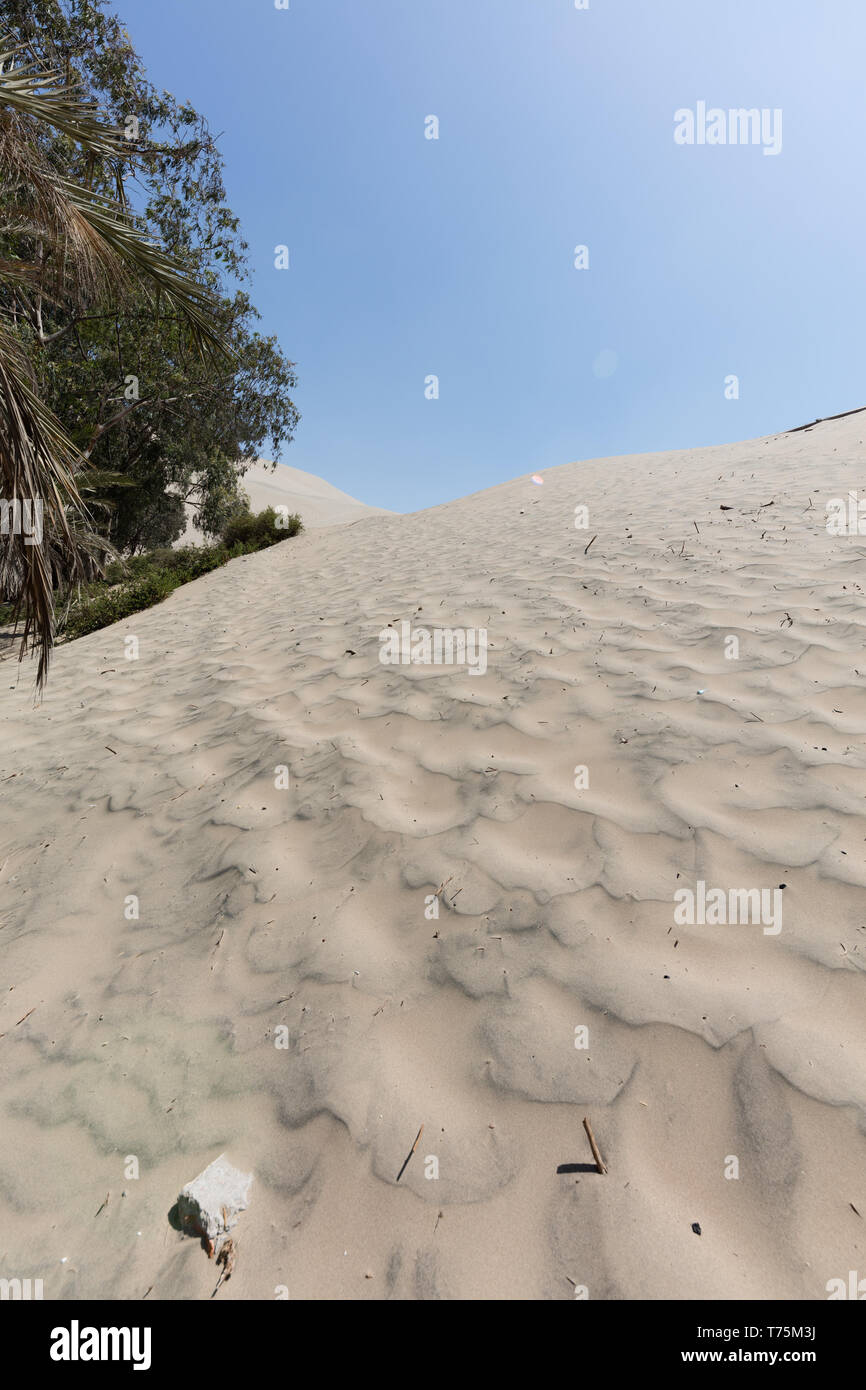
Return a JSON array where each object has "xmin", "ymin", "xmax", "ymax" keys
[{"xmin": 180, "ymin": 460, "xmax": 392, "ymax": 543}]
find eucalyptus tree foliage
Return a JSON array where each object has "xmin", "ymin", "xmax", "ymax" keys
[{"xmin": 0, "ymin": 0, "xmax": 299, "ymax": 683}]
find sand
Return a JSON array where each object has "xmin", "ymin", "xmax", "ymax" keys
[
  {"xmin": 179, "ymin": 459, "xmax": 393, "ymax": 543},
  {"xmin": 0, "ymin": 411, "xmax": 864, "ymax": 1301}
]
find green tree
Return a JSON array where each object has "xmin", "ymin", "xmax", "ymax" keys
[
  {"xmin": 0, "ymin": 0, "xmax": 300, "ymax": 677},
  {"xmin": 0, "ymin": 29, "xmax": 231, "ymax": 685}
]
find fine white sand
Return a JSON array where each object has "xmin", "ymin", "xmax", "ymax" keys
[
  {"xmin": 1, "ymin": 412, "xmax": 864, "ymax": 1300},
  {"xmin": 179, "ymin": 459, "xmax": 393, "ymax": 542}
]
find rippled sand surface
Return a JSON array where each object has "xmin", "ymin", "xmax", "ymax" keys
[{"xmin": 1, "ymin": 413, "xmax": 864, "ymax": 1299}]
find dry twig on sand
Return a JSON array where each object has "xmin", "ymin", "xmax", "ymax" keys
[
  {"xmin": 396, "ymin": 1124, "xmax": 424, "ymax": 1182},
  {"xmin": 211, "ymin": 1237, "xmax": 236, "ymax": 1297},
  {"xmin": 582, "ymin": 1116, "xmax": 607, "ymax": 1174}
]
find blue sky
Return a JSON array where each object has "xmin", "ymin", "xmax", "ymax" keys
[{"xmin": 120, "ymin": 0, "xmax": 866, "ymax": 513}]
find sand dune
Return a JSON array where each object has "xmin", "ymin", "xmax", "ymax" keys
[
  {"xmin": 1, "ymin": 413, "xmax": 865, "ymax": 1300},
  {"xmin": 179, "ymin": 459, "xmax": 393, "ymax": 542}
]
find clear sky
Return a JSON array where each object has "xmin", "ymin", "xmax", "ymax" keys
[{"xmin": 119, "ymin": 0, "xmax": 866, "ymax": 513}]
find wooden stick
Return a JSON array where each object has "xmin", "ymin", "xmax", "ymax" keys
[
  {"xmin": 582, "ymin": 1116, "xmax": 607, "ymax": 1174},
  {"xmin": 396, "ymin": 1124, "xmax": 424, "ymax": 1182}
]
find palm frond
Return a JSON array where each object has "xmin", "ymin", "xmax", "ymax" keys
[
  {"xmin": 58, "ymin": 177, "xmax": 230, "ymax": 359},
  {"xmin": 0, "ymin": 39, "xmax": 231, "ymax": 688},
  {"xmin": 0, "ymin": 37, "xmax": 128, "ymax": 164},
  {"xmin": 0, "ymin": 322, "xmax": 106, "ymax": 688},
  {"xmin": 0, "ymin": 44, "xmax": 230, "ymax": 358}
]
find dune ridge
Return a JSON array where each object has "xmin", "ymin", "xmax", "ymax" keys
[{"xmin": 179, "ymin": 459, "xmax": 393, "ymax": 543}]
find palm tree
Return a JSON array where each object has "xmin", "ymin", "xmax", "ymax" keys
[{"xmin": 0, "ymin": 37, "xmax": 228, "ymax": 688}]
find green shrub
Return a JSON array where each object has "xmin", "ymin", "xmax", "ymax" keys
[
  {"xmin": 64, "ymin": 570, "xmax": 176, "ymax": 639},
  {"xmin": 221, "ymin": 505, "xmax": 301, "ymax": 548},
  {"xmin": 103, "ymin": 545, "xmax": 220, "ymax": 585},
  {"xmin": 60, "ymin": 508, "xmax": 302, "ymax": 642}
]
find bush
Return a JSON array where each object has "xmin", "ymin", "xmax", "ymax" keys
[
  {"xmin": 64, "ymin": 570, "xmax": 177, "ymax": 639},
  {"xmin": 221, "ymin": 506, "xmax": 301, "ymax": 548},
  {"xmin": 61, "ymin": 509, "xmax": 302, "ymax": 641}
]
